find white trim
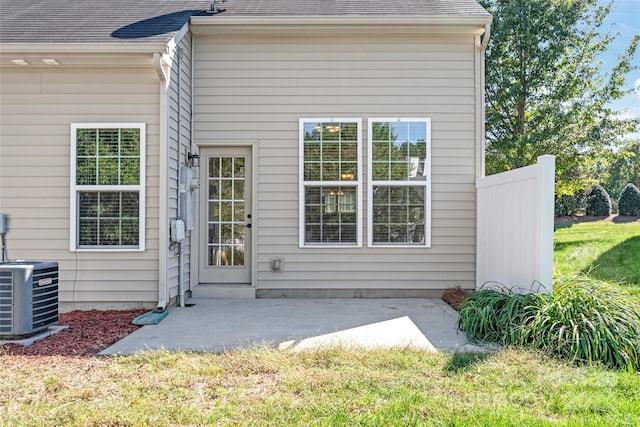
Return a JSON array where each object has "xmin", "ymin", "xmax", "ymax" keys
[
  {"xmin": 69, "ymin": 123, "xmax": 146, "ymax": 252},
  {"xmin": 167, "ymin": 23, "xmax": 191, "ymax": 51},
  {"xmin": 193, "ymin": 139, "xmax": 260, "ymax": 288},
  {"xmin": 190, "ymin": 16, "xmax": 492, "ymax": 36},
  {"xmin": 299, "ymin": 118, "xmax": 363, "ymax": 248},
  {"xmin": 1, "ymin": 43, "xmax": 168, "ymax": 54},
  {"xmin": 367, "ymin": 118, "xmax": 432, "ymax": 248}
]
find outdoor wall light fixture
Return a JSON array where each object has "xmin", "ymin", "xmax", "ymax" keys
[{"xmin": 188, "ymin": 152, "xmax": 200, "ymax": 168}]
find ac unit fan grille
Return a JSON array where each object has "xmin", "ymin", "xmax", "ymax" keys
[
  {"xmin": 0, "ymin": 270, "xmax": 13, "ymax": 333},
  {"xmin": 31, "ymin": 266, "xmax": 59, "ymax": 329}
]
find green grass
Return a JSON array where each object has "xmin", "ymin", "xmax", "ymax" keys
[
  {"xmin": 2, "ymin": 348, "xmax": 639, "ymax": 426},
  {"xmin": 458, "ymin": 220, "xmax": 640, "ymax": 372},
  {"xmin": 459, "ymin": 276, "xmax": 640, "ymax": 371},
  {"xmin": 554, "ymin": 220, "xmax": 640, "ymax": 298},
  {"xmin": 2, "ymin": 218, "xmax": 640, "ymax": 426}
]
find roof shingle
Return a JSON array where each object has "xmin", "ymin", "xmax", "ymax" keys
[
  {"xmin": 0, "ymin": 0, "xmax": 489, "ymax": 44},
  {"xmin": 0, "ymin": 1, "xmax": 211, "ymax": 44}
]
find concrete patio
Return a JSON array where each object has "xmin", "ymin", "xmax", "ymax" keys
[{"xmin": 100, "ymin": 298, "xmax": 490, "ymax": 355}]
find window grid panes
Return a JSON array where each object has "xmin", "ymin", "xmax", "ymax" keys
[
  {"xmin": 300, "ymin": 119, "xmax": 361, "ymax": 246},
  {"xmin": 207, "ymin": 156, "xmax": 246, "ymax": 266},
  {"xmin": 72, "ymin": 124, "xmax": 144, "ymax": 250},
  {"xmin": 371, "ymin": 186, "xmax": 426, "ymax": 245},
  {"xmin": 369, "ymin": 119, "xmax": 430, "ymax": 246},
  {"xmin": 303, "ymin": 121, "xmax": 358, "ymax": 182},
  {"xmin": 304, "ymin": 186, "xmax": 357, "ymax": 244},
  {"xmin": 76, "ymin": 128, "xmax": 140, "ymax": 186},
  {"xmin": 78, "ymin": 191, "xmax": 139, "ymax": 246}
]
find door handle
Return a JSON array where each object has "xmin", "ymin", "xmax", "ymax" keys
[{"xmin": 245, "ymin": 223, "xmax": 252, "ymax": 229}]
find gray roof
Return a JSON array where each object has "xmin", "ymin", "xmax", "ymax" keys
[
  {"xmin": 218, "ymin": 0, "xmax": 490, "ymax": 17},
  {"xmin": 1, "ymin": 0, "xmax": 489, "ymax": 44},
  {"xmin": 0, "ymin": 0, "xmax": 211, "ymax": 44}
]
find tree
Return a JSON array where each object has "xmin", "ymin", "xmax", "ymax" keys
[
  {"xmin": 618, "ymin": 183, "xmax": 640, "ymax": 216},
  {"xmin": 481, "ymin": 0, "xmax": 640, "ymax": 196},
  {"xmin": 600, "ymin": 139, "xmax": 640, "ymax": 198},
  {"xmin": 585, "ymin": 184, "xmax": 611, "ymax": 216}
]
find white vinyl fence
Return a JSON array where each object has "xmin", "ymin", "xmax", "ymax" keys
[{"xmin": 476, "ymin": 155, "xmax": 555, "ymax": 294}]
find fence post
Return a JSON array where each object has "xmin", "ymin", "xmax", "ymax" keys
[{"xmin": 538, "ymin": 155, "xmax": 555, "ymax": 293}]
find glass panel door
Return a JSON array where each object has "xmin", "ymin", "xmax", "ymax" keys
[{"xmin": 199, "ymin": 147, "xmax": 252, "ymax": 284}]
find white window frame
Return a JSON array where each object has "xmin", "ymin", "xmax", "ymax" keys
[
  {"xmin": 299, "ymin": 118, "xmax": 363, "ymax": 248},
  {"xmin": 70, "ymin": 123, "xmax": 146, "ymax": 252},
  {"xmin": 367, "ymin": 118, "xmax": 431, "ymax": 248}
]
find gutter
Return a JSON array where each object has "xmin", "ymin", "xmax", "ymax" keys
[
  {"xmin": 190, "ymin": 15, "xmax": 492, "ymax": 36},
  {"xmin": 1, "ymin": 43, "xmax": 169, "ymax": 54}
]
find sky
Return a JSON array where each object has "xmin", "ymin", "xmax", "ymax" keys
[{"xmin": 599, "ymin": 0, "xmax": 640, "ymax": 120}]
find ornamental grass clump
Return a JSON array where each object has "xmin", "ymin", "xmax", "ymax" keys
[
  {"xmin": 458, "ymin": 276, "xmax": 640, "ymax": 371},
  {"xmin": 457, "ymin": 285, "xmax": 536, "ymax": 345}
]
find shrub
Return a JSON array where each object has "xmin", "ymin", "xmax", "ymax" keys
[
  {"xmin": 585, "ymin": 185, "xmax": 611, "ymax": 216},
  {"xmin": 457, "ymin": 286, "xmax": 536, "ymax": 344},
  {"xmin": 617, "ymin": 183, "xmax": 640, "ymax": 216},
  {"xmin": 554, "ymin": 191, "xmax": 585, "ymax": 217},
  {"xmin": 458, "ymin": 277, "xmax": 640, "ymax": 371}
]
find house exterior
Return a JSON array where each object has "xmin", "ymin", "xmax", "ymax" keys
[{"xmin": 0, "ymin": 0, "xmax": 492, "ymax": 311}]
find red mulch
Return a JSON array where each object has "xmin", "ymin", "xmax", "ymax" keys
[
  {"xmin": 442, "ymin": 286, "xmax": 470, "ymax": 312},
  {"xmin": 0, "ymin": 309, "xmax": 148, "ymax": 356}
]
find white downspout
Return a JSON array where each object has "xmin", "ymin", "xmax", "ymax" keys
[
  {"xmin": 176, "ymin": 46, "xmax": 186, "ymax": 308},
  {"xmin": 477, "ymin": 23, "xmax": 491, "ymax": 179},
  {"xmin": 475, "ymin": 23, "xmax": 491, "ymax": 290},
  {"xmin": 154, "ymin": 51, "xmax": 170, "ymax": 310},
  {"xmin": 189, "ymin": 33, "xmax": 198, "ymax": 293}
]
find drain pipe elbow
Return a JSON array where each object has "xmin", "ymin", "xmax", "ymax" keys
[
  {"xmin": 153, "ymin": 52, "xmax": 168, "ymax": 82},
  {"xmin": 481, "ymin": 23, "xmax": 491, "ymax": 52}
]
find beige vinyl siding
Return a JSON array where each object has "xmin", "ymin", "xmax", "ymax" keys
[
  {"xmin": 166, "ymin": 32, "xmax": 196, "ymax": 301},
  {"xmin": 0, "ymin": 66, "xmax": 160, "ymax": 310},
  {"xmin": 194, "ymin": 33, "xmax": 478, "ymax": 291}
]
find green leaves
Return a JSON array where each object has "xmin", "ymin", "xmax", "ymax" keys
[
  {"xmin": 481, "ymin": 0, "xmax": 640, "ymax": 195},
  {"xmin": 458, "ymin": 276, "xmax": 640, "ymax": 371}
]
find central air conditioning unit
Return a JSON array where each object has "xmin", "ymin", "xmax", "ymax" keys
[{"xmin": 0, "ymin": 261, "xmax": 59, "ymax": 339}]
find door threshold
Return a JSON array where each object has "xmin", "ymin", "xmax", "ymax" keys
[{"xmin": 190, "ymin": 283, "xmax": 256, "ymax": 299}]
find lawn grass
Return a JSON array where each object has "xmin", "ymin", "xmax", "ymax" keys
[
  {"xmin": 2, "ymin": 218, "xmax": 639, "ymax": 426},
  {"xmin": 554, "ymin": 220, "xmax": 640, "ymax": 298},
  {"xmin": 2, "ymin": 348, "xmax": 639, "ymax": 426}
]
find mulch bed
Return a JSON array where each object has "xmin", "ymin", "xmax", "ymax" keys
[
  {"xmin": 0, "ymin": 309, "xmax": 147, "ymax": 356},
  {"xmin": 442, "ymin": 286, "xmax": 470, "ymax": 312}
]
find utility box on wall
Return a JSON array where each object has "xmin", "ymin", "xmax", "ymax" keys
[
  {"xmin": 180, "ymin": 168, "xmax": 199, "ymax": 230},
  {"xmin": 0, "ymin": 261, "xmax": 59, "ymax": 338}
]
